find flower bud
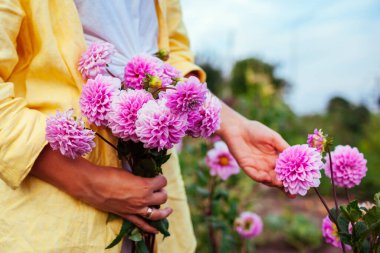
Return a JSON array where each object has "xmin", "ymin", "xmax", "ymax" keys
[
  {"xmin": 154, "ymin": 49, "xmax": 170, "ymax": 61},
  {"xmin": 307, "ymin": 129, "xmax": 327, "ymax": 153}
]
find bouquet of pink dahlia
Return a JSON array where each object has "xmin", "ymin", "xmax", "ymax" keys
[{"xmin": 46, "ymin": 42, "xmax": 221, "ymax": 252}]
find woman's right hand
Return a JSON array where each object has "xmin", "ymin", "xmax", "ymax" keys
[{"xmin": 31, "ymin": 146, "xmax": 171, "ymax": 233}]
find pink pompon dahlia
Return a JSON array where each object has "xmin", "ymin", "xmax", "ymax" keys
[
  {"xmin": 206, "ymin": 141, "xmax": 240, "ymax": 180},
  {"xmin": 165, "ymin": 76, "xmax": 208, "ymax": 114},
  {"xmin": 78, "ymin": 41, "xmax": 115, "ymax": 80},
  {"xmin": 80, "ymin": 75, "xmax": 121, "ymax": 127},
  {"xmin": 275, "ymin": 144, "xmax": 323, "ymax": 196},
  {"xmin": 235, "ymin": 212, "xmax": 263, "ymax": 239},
  {"xmin": 186, "ymin": 93, "xmax": 221, "ymax": 138},
  {"xmin": 135, "ymin": 100, "xmax": 187, "ymax": 150},
  {"xmin": 322, "ymin": 216, "xmax": 351, "ymax": 249},
  {"xmin": 124, "ymin": 55, "xmax": 163, "ymax": 89},
  {"xmin": 324, "ymin": 145, "xmax": 367, "ymax": 188},
  {"xmin": 46, "ymin": 109, "xmax": 95, "ymax": 159},
  {"xmin": 307, "ymin": 128, "xmax": 327, "ymax": 153},
  {"xmin": 108, "ymin": 89, "xmax": 153, "ymax": 142},
  {"xmin": 161, "ymin": 63, "xmax": 182, "ymax": 87}
]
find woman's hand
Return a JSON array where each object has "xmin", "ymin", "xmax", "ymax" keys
[
  {"xmin": 31, "ymin": 146, "xmax": 171, "ymax": 233},
  {"xmin": 217, "ymin": 102, "xmax": 289, "ymax": 188}
]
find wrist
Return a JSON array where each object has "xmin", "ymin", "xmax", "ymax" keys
[{"xmin": 216, "ymin": 101, "xmax": 246, "ymax": 139}]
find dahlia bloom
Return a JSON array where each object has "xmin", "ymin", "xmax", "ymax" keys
[
  {"xmin": 124, "ymin": 55, "xmax": 163, "ymax": 89},
  {"xmin": 322, "ymin": 215, "xmax": 351, "ymax": 249},
  {"xmin": 165, "ymin": 76, "xmax": 208, "ymax": 114},
  {"xmin": 324, "ymin": 145, "xmax": 367, "ymax": 188},
  {"xmin": 135, "ymin": 100, "xmax": 187, "ymax": 150},
  {"xmin": 235, "ymin": 212, "xmax": 263, "ymax": 239},
  {"xmin": 79, "ymin": 75, "xmax": 121, "ymax": 127},
  {"xmin": 206, "ymin": 141, "xmax": 240, "ymax": 180},
  {"xmin": 186, "ymin": 93, "xmax": 221, "ymax": 138},
  {"xmin": 46, "ymin": 109, "xmax": 95, "ymax": 159},
  {"xmin": 307, "ymin": 129, "xmax": 327, "ymax": 153},
  {"xmin": 275, "ymin": 144, "xmax": 323, "ymax": 196},
  {"xmin": 161, "ymin": 63, "xmax": 182, "ymax": 87},
  {"xmin": 78, "ymin": 41, "xmax": 115, "ymax": 80},
  {"xmin": 108, "ymin": 89, "xmax": 153, "ymax": 142}
]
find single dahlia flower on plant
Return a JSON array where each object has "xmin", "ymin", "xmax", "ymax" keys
[
  {"xmin": 78, "ymin": 41, "xmax": 115, "ymax": 80},
  {"xmin": 108, "ymin": 89, "xmax": 153, "ymax": 142},
  {"xmin": 307, "ymin": 128, "xmax": 327, "ymax": 153},
  {"xmin": 135, "ymin": 100, "xmax": 187, "ymax": 150},
  {"xmin": 275, "ymin": 144, "xmax": 323, "ymax": 196},
  {"xmin": 235, "ymin": 212, "xmax": 263, "ymax": 239},
  {"xmin": 79, "ymin": 75, "xmax": 121, "ymax": 127},
  {"xmin": 124, "ymin": 55, "xmax": 163, "ymax": 89},
  {"xmin": 165, "ymin": 76, "xmax": 208, "ymax": 114},
  {"xmin": 46, "ymin": 109, "xmax": 95, "ymax": 159},
  {"xmin": 324, "ymin": 145, "xmax": 367, "ymax": 188},
  {"xmin": 322, "ymin": 216, "xmax": 351, "ymax": 250},
  {"xmin": 206, "ymin": 141, "xmax": 239, "ymax": 180},
  {"xmin": 186, "ymin": 93, "xmax": 222, "ymax": 138}
]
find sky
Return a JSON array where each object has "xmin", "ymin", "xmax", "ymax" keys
[{"xmin": 181, "ymin": 0, "xmax": 380, "ymax": 115}]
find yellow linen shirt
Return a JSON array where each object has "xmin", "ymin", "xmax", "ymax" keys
[{"xmin": 0, "ymin": 0, "xmax": 205, "ymax": 252}]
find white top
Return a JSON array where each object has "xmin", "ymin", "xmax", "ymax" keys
[{"xmin": 74, "ymin": 0, "xmax": 159, "ymax": 79}]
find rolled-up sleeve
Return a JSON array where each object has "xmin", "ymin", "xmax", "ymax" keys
[
  {"xmin": 0, "ymin": 0, "xmax": 47, "ymax": 189},
  {"xmin": 166, "ymin": 0, "xmax": 206, "ymax": 82}
]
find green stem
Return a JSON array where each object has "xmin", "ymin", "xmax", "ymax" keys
[
  {"xmin": 345, "ymin": 188, "xmax": 351, "ymax": 203},
  {"xmin": 207, "ymin": 177, "xmax": 218, "ymax": 253},
  {"xmin": 313, "ymin": 188, "xmax": 337, "ymax": 224},
  {"xmin": 95, "ymin": 132, "xmax": 118, "ymax": 150}
]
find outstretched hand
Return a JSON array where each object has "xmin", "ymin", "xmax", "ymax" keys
[{"xmin": 217, "ymin": 102, "xmax": 289, "ymax": 189}]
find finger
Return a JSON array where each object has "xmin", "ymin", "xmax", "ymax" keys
[
  {"xmin": 272, "ymin": 133, "xmax": 290, "ymax": 152},
  {"xmin": 149, "ymin": 175, "xmax": 167, "ymax": 191},
  {"xmin": 147, "ymin": 189, "xmax": 168, "ymax": 206},
  {"xmin": 244, "ymin": 167, "xmax": 271, "ymax": 184},
  {"xmin": 269, "ymin": 170, "xmax": 283, "ymax": 188},
  {"xmin": 122, "ymin": 214, "xmax": 159, "ymax": 234},
  {"xmin": 144, "ymin": 207, "xmax": 173, "ymax": 221}
]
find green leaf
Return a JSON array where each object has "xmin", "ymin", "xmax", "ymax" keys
[
  {"xmin": 136, "ymin": 240, "xmax": 149, "ymax": 253},
  {"xmin": 149, "ymin": 218, "xmax": 170, "ymax": 238},
  {"xmin": 337, "ymin": 214, "xmax": 350, "ymax": 234},
  {"xmin": 363, "ymin": 206, "xmax": 380, "ymax": 234},
  {"xmin": 340, "ymin": 200, "xmax": 362, "ymax": 222},
  {"xmin": 105, "ymin": 220, "xmax": 134, "ymax": 249},
  {"xmin": 106, "ymin": 213, "xmax": 120, "ymax": 223},
  {"xmin": 354, "ymin": 221, "xmax": 370, "ymax": 241},
  {"xmin": 339, "ymin": 232, "xmax": 352, "ymax": 245},
  {"xmin": 195, "ymin": 186, "xmax": 210, "ymax": 197},
  {"xmin": 128, "ymin": 227, "xmax": 143, "ymax": 242}
]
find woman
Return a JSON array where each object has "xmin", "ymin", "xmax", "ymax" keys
[{"xmin": 0, "ymin": 0, "xmax": 289, "ymax": 252}]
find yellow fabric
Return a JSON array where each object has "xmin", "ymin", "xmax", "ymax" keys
[{"xmin": 0, "ymin": 0, "xmax": 204, "ymax": 252}]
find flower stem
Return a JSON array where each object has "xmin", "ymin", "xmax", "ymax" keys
[
  {"xmin": 313, "ymin": 188, "xmax": 336, "ymax": 223},
  {"xmin": 345, "ymin": 188, "xmax": 351, "ymax": 203},
  {"xmin": 327, "ymin": 150, "xmax": 340, "ymax": 217},
  {"xmin": 207, "ymin": 176, "xmax": 218, "ymax": 253},
  {"xmin": 95, "ymin": 132, "xmax": 117, "ymax": 150}
]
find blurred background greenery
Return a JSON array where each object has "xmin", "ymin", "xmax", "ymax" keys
[{"xmin": 178, "ymin": 57, "xmax": 380, "ymax": 252}]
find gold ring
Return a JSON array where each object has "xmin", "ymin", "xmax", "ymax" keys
[{"xmin": 145, "ymin": 207, "xmax": 154, "ymax": 219}]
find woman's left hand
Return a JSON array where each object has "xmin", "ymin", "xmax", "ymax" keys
[{"xmin": 217, "ymin": 102, "xmax": 289, "ymax": 189}]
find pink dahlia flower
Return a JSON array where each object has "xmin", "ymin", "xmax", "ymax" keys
[
  {"xmin": 79, "ymin": 75, "xmax": 121, "ymax": 127},
  {"xmin": 135, "ymin": 100, "xmax": 187, "ymax": 150},
  {"xmin": 78, "ymin": 41, "xmax": 115, "ymax": 80},
  {"xmin": 275, "ymin": 144, "xmax": 323, "ymax": 196},
  {"xmin": 307, "ymin": 128, "xmax": 327, "ymax": 153},
  {"xmin": 165, "ymin": 76, "xmax": 208, "ymax": 114},
  {"xmin": 324, "ymin": 145, "xmax": 367, "ymax": 188},
  {"xmin": 124, "ymin": 55, "xmax": 163, "ymax": 89},
  {"xmin": 322, "ymin": 216, "xmax": 351, "ymax": 249},
  {"xmin": 186, "ymin": 93, "xmax": 221, "ymax": 138},
  {"xmin": 235, "ymin": 212, "xmax": 263, "ymax": 239},
  {"xmin": 206, "ymin": 141, "xmax": 240, "ymax": 180},
  {"xmin": 108, "ymin": 89, "xmax": 153, "ymax": 142},
  {"xmin": 161, "ymin": 63, "xmax": 182, "ymax": 87},
  {"xmin": 46, "ymin": 109, "xmax": 95, "ymax": 159}
]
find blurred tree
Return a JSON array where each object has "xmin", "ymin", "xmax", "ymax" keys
[
  {"xmin": 230, "ymin": 58, "xmax": 288, "ymax": 96},
  {"xmin": 199, "ymin": 63, "xmax": 224, "ymax": 96}
]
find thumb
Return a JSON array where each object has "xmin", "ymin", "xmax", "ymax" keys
[{"xmin": 272, "ymin": 133, "xmax": 290, "ymax": 152}]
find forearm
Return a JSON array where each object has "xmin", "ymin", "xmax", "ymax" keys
[
  {"xmin": 30, "ymin": 145, "xmax": 101, "ymax": 199},
  {"xmin": 216, "ymin": 100, "xmax": 246, "ymax": 139}
]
